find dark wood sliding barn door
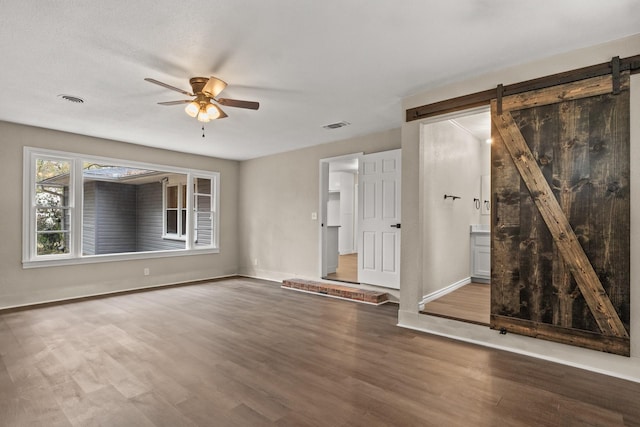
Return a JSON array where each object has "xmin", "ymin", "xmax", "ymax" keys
[{"xmin": 490, "ymin": 73, "xmax": 630, "ymax": 356}]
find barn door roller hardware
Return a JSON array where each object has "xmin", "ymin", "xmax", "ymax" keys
[
  {"xmin": 611, "ymin": 56, "xmax": 621, "ymax": 94},
  {"xmin": 496, "ymin": 83, "xmax": 504, "ymax": 115}
]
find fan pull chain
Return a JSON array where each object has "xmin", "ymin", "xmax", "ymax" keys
[{"xmin": 202, "ymin": 125, "xmax": 205, "ymax": 138}]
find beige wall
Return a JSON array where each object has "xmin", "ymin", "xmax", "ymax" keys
[
  {"xmin": 238, "ymin": 129, "xmax": 400, "ymax": 287},
  {"xmin": 421, "ymin": 119, "xmax": 483, "ymax": 296},
  {"xmin": 399, "ymin": 33, "xmax": 640, "ymax": 382},
  {"xmin": 0, "ymin": 121, "xmax": 239, "ymax": 309}
]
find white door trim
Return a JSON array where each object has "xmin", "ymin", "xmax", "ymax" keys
[{"xmin": 318, "ymin": 153, "xmax": 363, "ymax": 280}]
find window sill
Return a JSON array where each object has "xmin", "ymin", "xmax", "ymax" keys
[
  {"xmin": 162, "ymin": 235, "xmax": 187, "ymax": 242},
  {"xmin": 22, "ymin": 247, "xmax": 220, "ymax": 269}
]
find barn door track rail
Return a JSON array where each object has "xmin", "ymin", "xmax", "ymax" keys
[{"xmin": 407, "ymin": 54, "xmax": 640, "ymax": 122}]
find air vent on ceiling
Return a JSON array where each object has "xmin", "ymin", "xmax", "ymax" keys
[
  {"xmin": 58, "ymin": 94, "xmax": 85, "ymax": 104},
  {"xmin": 323, "ymin": 121, "xmax": 350, "ymax": 130}
]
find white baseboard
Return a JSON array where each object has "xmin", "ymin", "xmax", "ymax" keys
[
  {"xmin": 0, "ymin": 274, "xmax": 238, "ymax": 312},
  {"xmin": 236, "ymin": 273, "xmax": 283, "ymax": 284},
  {"xmin": 418, "ymin": 277, "xmax": 471, "ymax": 310},
  {"xmin": 397, "ymin": 310, "xmax": 640, "ymax": 384}
]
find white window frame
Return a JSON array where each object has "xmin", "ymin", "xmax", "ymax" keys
[
  {"xmin": 162, "ymin": 180, "xmax": 188, "ymax": 241},
  {"xmin": 23, "ymin": 151, "xmax": 78, "ymax": 262},
  {"xmin": 23, "ymin": 147, "xmax": 220, "ymax": 268},
  {"xmin": 193, "ymin": 174, "xmax": 217, "ymax": 248}
]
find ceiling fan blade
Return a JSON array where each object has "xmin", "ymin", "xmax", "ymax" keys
[
  {"xmin": 144, "ymin": 78, "xmax": 193, "ymax": 96},
  {"xmin": 202, "ymin": 77, "xmax": 228, "ymax": 98},
  {"xmin": 216, "ymin": 98, "xmax": 260, "ymax": 110},
  {"xmin": 157, "ymin": 100, "xmax": 192, "ymax": 106}
]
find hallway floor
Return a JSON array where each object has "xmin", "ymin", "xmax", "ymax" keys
[
  {"xmin": 325, "ymin": 253, "xmax": 358, "ymax": 283},
  {"xmin": 421, "ymin": 282, "xmax": 491, "ymax": 326}
]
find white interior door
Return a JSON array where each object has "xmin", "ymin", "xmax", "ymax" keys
[{"xmin": 358, "ymin": 149, "xmax": 401, "ymax": 289}]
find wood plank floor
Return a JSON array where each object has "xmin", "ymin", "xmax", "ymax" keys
[
  {"xmin": 421, "ymin": 283, "xmax": 491, "ymax": 326},
  {"xmin": 1, "ymin": 277, "xmax": 639, "ymax": 426},
  {"xmin": 325, "ymin": 253, "xmax": 358, "ymax": 283}
]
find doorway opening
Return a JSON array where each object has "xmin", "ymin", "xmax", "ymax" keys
[
  {"xmin": 319, "ymin": 149, "xmax": 402, "ymax": 289},
  {"xmin": 320, "ymin": 154, "xmax": 360, "ymax": 284},
  {"xmin": 418, "ymin": 107, "xmax": 492, "ymax": 326}
]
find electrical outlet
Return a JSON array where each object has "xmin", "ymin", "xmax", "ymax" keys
[
  {"xmin": 253, "ymin": 258, "xmax": 258, "ymax": 266},
  {"xmin": 311, "ymin": 212, "xmax": 317, "ymax": 220},
  {"xmin": 144, "ymin": 268, "xmax": 150, "ymax": 276}
]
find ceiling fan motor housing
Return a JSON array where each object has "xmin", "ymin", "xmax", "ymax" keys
[{"xmin": 189, "ymin": 77, "xmax": 210, "ymax": 95}]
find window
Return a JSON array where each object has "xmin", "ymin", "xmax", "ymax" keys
[
  {"xmin": 34, "ymin": 157, "xmax": 72, "ymax": 256},
  {"xmin": 163, "ymin": 181, "xmax": 187, "ymax": 239},
  {"xmin": 193, "ymin": 177, "xmax": 215, "ymax": 248},
  {"xmin": 23, "ymin": 147, "xmax": 220, "ymax": 267}
]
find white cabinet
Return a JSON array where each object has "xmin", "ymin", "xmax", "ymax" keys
[{"xmin": 470, "ymin": 225, "xmax": 490, "ymax": 283}]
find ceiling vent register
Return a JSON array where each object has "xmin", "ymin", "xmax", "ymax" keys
[
  {"xmin": 323, "ymin": 121, "xmax": 350, "ymax": 130},
  {"xmin": 58, "ymin": 94, "xmax": 85, "ymax": 103}
]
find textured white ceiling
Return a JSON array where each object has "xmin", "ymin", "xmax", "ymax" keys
[
  {"xmin": 453, "ymin": 111, "xmax": 491, "ymax": 142},
  {"xmin": 0, "ymin": 1, "xmax": 638, "ymax": 160}
]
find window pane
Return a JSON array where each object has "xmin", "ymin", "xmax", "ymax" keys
[
  {"xmin": 181, "ymin": 184, "xmax": 187, "ymax": 207},
  {"xmin": 36, "ymin": 159, "xmax": 70, "ymax": 182},
  {"xmin": 33, "ymin": 158, "xmax": 71, "ymax": 257},
  {"xmin": 181, "ymin": 209, "xmax": 187, "ymax": 235},
  {"xmin": 194, "ymin": 178, "xmax": 214, "ymax": 248},
  {"xmin": 83, "ymin": 166, "xmax": 186, "ymax": 254},
  {"xmin": 196, "ymin": 195, "xmax": 211, "ymax": 210},
  {"xmin": 196, "ymin": 178, "xmax": 211, "ymax": 194},
  {"xmin": 36, "ymin": 185, "xmax": 66, "ymax": 207},
  {"xmin": 195, "ymin": 212, "xmax": 213, "ymax": 247},
  {"xmin": 83, "ymin": 163, "xmax": 158, "ymax": 180},
  {"xmin": 36, "ymin": 159, "xmax": 70, "ymax": 206},
  {"xmin": 167, "ymin": 186, "xmax": 178, "ymax": 208},
  {"xmin": 37, "ymin": 231, "xmax": 70, "ymax": 255},
  {"xmin": 36, "ymin": 208, "xmax": 68, "ymax": 231},
  {"xmin": 166, "ymin": 210, "xmax": 178, "ymax": 234}
]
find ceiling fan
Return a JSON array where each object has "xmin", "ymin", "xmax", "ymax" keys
[{"xmin": 144, "ymin": 76, "xmax": 259, "ymax": 122}]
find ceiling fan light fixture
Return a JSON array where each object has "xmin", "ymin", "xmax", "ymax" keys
[
  {"xmin": 185, "ymin": 101, "xmax": 200, "ymax": 118},
  {"xmin": 206, "ymin": 103, "xmax": 222, "ymax": 120},
  {"xmin": 197, "ymin": 108, "xmax": 211, "ymax": 123},
  {"xmin": 202, "ymin": 77, "xmax": 228, "ymax": 98}
]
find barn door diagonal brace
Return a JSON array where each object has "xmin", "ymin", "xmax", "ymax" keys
[{"xmin": 492, "ymin": 108, "xmax": 629, "ymax": 339}]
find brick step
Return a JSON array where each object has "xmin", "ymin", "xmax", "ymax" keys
[{"xmin": 282, "ymin": 279, "xmax": 389, "ymax": 305}]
